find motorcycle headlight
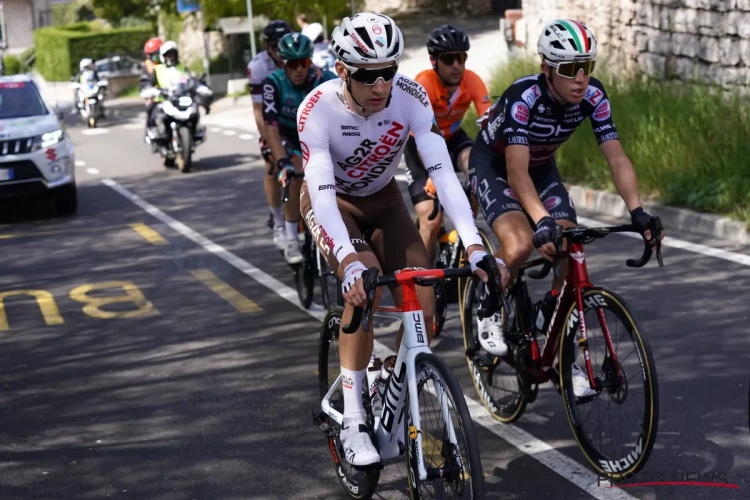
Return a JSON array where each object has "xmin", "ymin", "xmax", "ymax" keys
[
  {"xmin": 179, "ymin": 96, "xmax": 193, "ymax": 107},
  {"xmin": 32, "ymin": 129, "xmax": 64, "ymax": 151}
]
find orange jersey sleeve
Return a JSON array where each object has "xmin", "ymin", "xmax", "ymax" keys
[{"xmin": 466, "ymin": 70, "xmax": 492, "ymax": 119}]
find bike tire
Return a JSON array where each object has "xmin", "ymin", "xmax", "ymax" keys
[
  {"xmin": 457, "ymin": 228, "xmax": 495, "ymax": 316},
  {"xmin": 558, "ymin": 287, "xmax": 659, "ymax": 480},
  {"xmin": 404, "ymin": 352, "xmax": 484, "ymax": 499},
  {"xmin": 318, "ymin": 308, "xmax": 380, "ymax": 499},
  {"xmin": 461, "ymin": 276, "xmax": 527, "ymax": 423},
  {"xmin": 295, "ymin": 233, "xmax": 315, "ymax": 309},
  {"xmin": 177, "ymin": 126, "xmax": 193, "ymax": 173}
]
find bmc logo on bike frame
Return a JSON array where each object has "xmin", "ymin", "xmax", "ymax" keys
[{"xmin": 381, "ymin": 360, "xmax": 407, "ymax": 433}]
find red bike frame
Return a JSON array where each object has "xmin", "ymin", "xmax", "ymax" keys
[{"xmin": 514, "ymin": 242, "xmax": 619, "ymax": 390}]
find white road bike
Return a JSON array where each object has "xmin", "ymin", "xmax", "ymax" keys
[{"xmin": 314, "ymin": 255, "xmax": 510, "ymax": 499}]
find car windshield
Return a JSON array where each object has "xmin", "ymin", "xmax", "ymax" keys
[{"xmin": 0, "ymin": 82, "xmax": 48, "ymax": 119}]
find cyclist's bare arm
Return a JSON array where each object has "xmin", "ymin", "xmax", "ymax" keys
[
  {"xmin": 600, "ymin": 139, "xmax": 642, "ymax": 212},
  {"xmin": 253, "ymin": 101, "xmax": 268, "ymax": 142},
  {"xmin": 506, "ymin": 145, "xmax": 549, "ymax": 224},
  {"xmin": 260, "ymin": 79, "xmax": 286, "ymax": 163}
]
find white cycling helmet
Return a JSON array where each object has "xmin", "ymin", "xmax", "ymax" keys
[
  {"xmin": 159, "ymin": 41, "xmax": 179, "ymax": 64},
  {"xmin": 330, "ymin": 12, "xmax": 404, "ymax": 66},
  {"xmin": 302, "ymin": 22, "xmax": 325, "ymax": 43},
  {"xmin": 537, "ymin": 19, "xmax": 597, "ymax": 62},
  {"xmin": 79, "ymin": 58, "xmax": 93, "ymax": 71}
]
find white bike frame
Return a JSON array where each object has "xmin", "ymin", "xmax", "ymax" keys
[{"xmin": 320, "ymin": 307, "xmax": 461, "ymax": 481}]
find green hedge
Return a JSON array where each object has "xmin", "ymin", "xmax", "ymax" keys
[
  {"xmin": 2, "ymin": 55, "xmax": 22, "ymax": 75},
  {"xmin": 34, "ymin": 26, "xmax": 151, "ymax": 81}
]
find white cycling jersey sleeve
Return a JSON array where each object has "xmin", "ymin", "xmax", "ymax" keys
[
  {"xmin": 410, "ymin": 95, "xmax": 483, "ymax": 249},
  {"xmin": 298, "ymin": 94, "xmax": 357, "ymax": 265}
]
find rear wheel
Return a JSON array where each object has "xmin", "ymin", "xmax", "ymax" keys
[
  {"xmin": 559, "ymin": 287, "xmax": 659, "ymax": 479},
  {"xmin": 405, "ymin": 353, "xmax": 484, "ymax": 498},
  {"xmin": 318, "ymin": 308, "xmax": 380, "ymax": 499},
  {"xmin": 176, "ymin": 126, "xmax": 193, "ymax": 173}
]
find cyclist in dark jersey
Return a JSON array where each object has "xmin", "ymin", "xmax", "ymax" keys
[
  {"xmin": 469, "ymin": 19, "xmax": 664, "ymax": 375},
  {"xmin": 262, "ymin": 32, "xmax": 336, "ymax": 264}
]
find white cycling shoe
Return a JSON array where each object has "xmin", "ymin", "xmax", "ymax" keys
[
  {"xmin": 284, "ymin": 239, "xmax": 304, "ymax": 265},
  {"xmin": 341, "ymin": 422, "xmax": 380, "ymax": 467},
  {"xmin": 571, "ymin": 363, "xmax": 597, "ymax": 398},
  {"xmin": 272, "ymin": 226, "xmax": 287, "ymax": 251},
  {"xmin": 477, "ymin": 312, "xmax": 508, "ymax": 356}
]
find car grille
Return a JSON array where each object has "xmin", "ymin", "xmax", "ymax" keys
[
  {"xmin": 0, "ymin": 138, "xmax": 34, "ymax": 156},
  {"xmin": 0, "ymin": 160, "xmax": 42, "ymax": 180}
]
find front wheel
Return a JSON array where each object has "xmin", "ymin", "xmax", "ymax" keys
[
  {"xmin": 405, "ymin": 353, "xmax": 484, "ymax": 498},
  {"xmin": 176, "ymin": 126, "xmax": 193, "ymax": 173},
  {"xmin": 318, "ymin": 308, "xmax": 380, "ymax": 499},
  {"xmin": 559, "ymin": 287, "xmax": 659, "ymax": 480}
]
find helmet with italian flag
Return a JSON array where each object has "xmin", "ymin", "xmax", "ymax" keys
[{"xmin": 537, "ymin": 19, "xmax": 597, "ymax": 62}]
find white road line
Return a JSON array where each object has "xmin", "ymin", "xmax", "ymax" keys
[
  {"xmin": 102, "ymin": 177, "xmax": 645, "ymax": 500},
  {"xmin": 86, "ymin": 168, "xmax": 100, "ymax": 175},
  {"xmin": 121, "ymin": 123, "xmax": 143, "ymax": 130},
  {"xmin": 238, "ymin": 133, "xmax": 254, "ymax": 140},
  {"xmin": 75, "ymin": 160, "xmax": 86, "ymax": 167},
  {"xmin": 209, "ymin": 127, "xmax": 222, "ymax": 133},
  {"xmin": 223, "ymin": 130, "xmax": 237, "ymax": 136},
  {"xmin": 80, "ymin": 129, "xmax": 110, "ymax": 136}
]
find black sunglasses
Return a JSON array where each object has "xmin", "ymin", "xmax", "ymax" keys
[
  {"xmin": 438, "ymin": 52, "xmax": 468, "ymax": 65},
  {"xmin": 348, "ymin": 64, "xmax": 399, "ymax": 85}
]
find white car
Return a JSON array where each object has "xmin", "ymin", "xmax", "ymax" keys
[{"xmin": 0, "ymin": 74, "xmax": 77, "ymax": 215}]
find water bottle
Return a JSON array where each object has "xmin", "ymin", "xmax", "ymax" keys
[{"xmin": 535, "ymin": 289, "xmax": 560, "ymax": 336}]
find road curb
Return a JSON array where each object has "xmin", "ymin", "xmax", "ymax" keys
[{"xmin": 566, "ymin": 183, "xmax": 749, "ymax": 244}]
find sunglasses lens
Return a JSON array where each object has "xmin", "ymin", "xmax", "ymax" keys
[
  {"xmin": 557, "ymin": 60, "xmax": 595, "ymax": 77},
  {"xmin": 350, "ymin": 65, "xmax": 398, "ymax": 85},
  {"xmin": 286, "ymin": 59, "xmax": 311, "ymax": 69},
  {"xmin": 438, "ymin": 52, "xmax": 467, "ymax": 65}
]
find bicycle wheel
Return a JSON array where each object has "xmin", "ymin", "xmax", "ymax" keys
[
  {"xmin": 295, "ymin": 233, "xmax": 316, "ymax": 309},
  {"xmin": 558, "ymin": 287, "xmax": 659, "ymax": 480},
  {"xmin": 461, "ymin": 276, "xmax": 527, "ymax": 423},
  {"xmin": 318, "ymin": 308, "xmax": 380, "ymax": 499},
  {"xmin": 318, "ymin": 252, "xmax": 341, "ymax": 311},
  {"xmin": 404, "ymin": 353, "xmax": 484, "ymax": 499}
]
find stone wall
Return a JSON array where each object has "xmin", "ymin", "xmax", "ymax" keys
[{"xmin": 519, "ymin": 0, "xmax": 750, "ymax": 89}]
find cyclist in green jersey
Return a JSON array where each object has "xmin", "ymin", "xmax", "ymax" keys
[{"xmin": 262, "ymin": 32, "xmax": 337, "ymax": 264}]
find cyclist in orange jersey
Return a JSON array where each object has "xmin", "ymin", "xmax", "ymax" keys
[{"xmin": 403, "ymin": 24, "xmax": 492, "ymax": 262}]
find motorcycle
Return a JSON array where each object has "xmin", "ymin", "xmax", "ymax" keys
[
  {"xmin": 141, "ymin": 72, "xmax": 212, "ymax": 173},
  {"xmin": 71, "ymin": 72, "xmax": 108, "ymax": 128}
]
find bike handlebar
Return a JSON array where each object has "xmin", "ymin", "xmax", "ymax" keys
[
  {"xmin": 342, "ymin": 254, "xmax": 513, "ymax": 334},
  {"xmin": 527, "ymin": 219, "xmax": 665, "ymax": 280},
  {"xmin": 281, "ymin": 171, "xmax": 305, "ymax": 203}
]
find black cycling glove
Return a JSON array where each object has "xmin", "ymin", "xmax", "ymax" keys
[
  {"xmin": 532, "ymin": 216, "xmax": 558, "ymax": 250},
  {"xmin": 630, "ymin": 207, "xmax": 658, "ymax": 239},
  {"xmin": 276, "ymin": 157, "xmax": 295, "ymax": 185}
]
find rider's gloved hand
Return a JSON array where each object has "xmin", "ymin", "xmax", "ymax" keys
[
  {"xmin": 276, "ymin": 157, "xmax": 295, "ymax": 186},
  {"xmin": 629, "ymin": 207, "xmax": 664, "ymax": 248},
  {"xmin": 467, "ymin": 249, "xmax": 510, "ymax": 290},
  {"xmin": 259, "ymin": 138, "xmax": 274, "ymax": 164},
  {"xmin": 342, "ymin": 260, "xmax": 367, "ymax": 307},
  {"xmin": 532, "ymin": 216, "xmax": 558, "ymax": 261}
]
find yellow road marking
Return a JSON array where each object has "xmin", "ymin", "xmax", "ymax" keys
[
  {"xmin": 129, "ymin": 223, "xmax": 168, "ymax": 245},
  {"xmin": 190, "ymin": 269, "xmax": 262, "ymax": 313},
  {"xmin": 0, "ymin": 290, "xmax": 64, "ymax": 330}
]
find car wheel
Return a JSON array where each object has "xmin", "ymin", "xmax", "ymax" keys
[{"xmin": 54, "ymin": 183, "xmax": 78, "ymax": 216}]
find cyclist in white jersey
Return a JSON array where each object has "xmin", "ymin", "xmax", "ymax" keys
[
  {"xmin": 298, "ymin": 12, "xmax": 510, "ymax": 467},
  {"xmin": 247, "ymin": 20, "xmax": 293, "ymax": 250}
]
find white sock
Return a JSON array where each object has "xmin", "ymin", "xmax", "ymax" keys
[
  {"xmin": 285, "ymin": 220, "xmax": 298, "ymax": 241},
  {"xmin": 341, "ymin": 366, "xmax": 367, "ymax": 427},
  {"xmin": 271, "ymin": 206, "xmax": 284, "ymax": 227}
]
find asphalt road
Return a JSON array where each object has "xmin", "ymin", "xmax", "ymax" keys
[{"xmin": 0, "ymin": 100, "xmax": 748, "ymax": 499}]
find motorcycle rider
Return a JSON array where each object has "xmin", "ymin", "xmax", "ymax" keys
[
  {"xmin": 247, "ymin": 20, "xmax": 293, "ymax": 251},
  {"xmin": 263, "ymin": 32, "xmax": 336, "ymax": 264},
  {"xmin": 140, "ymin": 37, "xmax": 163, "ymax": 143},
  {"xmin": 140, "ymin": 41, "xmax": 192, "ymax": 140},
  {"xmin": 72, "ymin": 58, "xmax": 105, "ymax": 117}
]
